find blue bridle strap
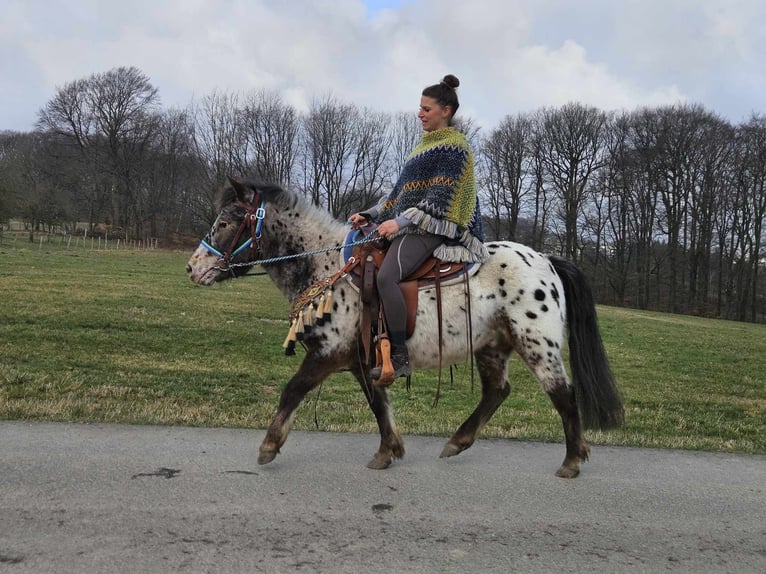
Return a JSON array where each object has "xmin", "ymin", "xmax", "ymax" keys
[
  {"xmin": 253, "ymin": 202, "xmax": 266, "ymax": 238},
  {"xmin": 199, "ymin": 199, "xmax": 266, "ymax": 262},
  {"xmin": 231, "ymin": 238, "xmax": 253, "ymax": 257},
  {"xmin": 200, "ymin": 239, "xmax": 224, "ymax": 258}
]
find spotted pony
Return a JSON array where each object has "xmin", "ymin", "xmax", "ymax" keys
[{"xmin": 186, "ymin": 178, "xmax": 624, "ymax": 478}]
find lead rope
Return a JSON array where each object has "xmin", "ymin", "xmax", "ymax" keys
[{"xmin": 212, "ymin": 231, "xmax": 380, "ymax": 273}]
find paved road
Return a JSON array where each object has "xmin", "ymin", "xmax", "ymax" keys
[{"xmin": 1, "ymin": 422, "xmax": 764, "ymax": 573}]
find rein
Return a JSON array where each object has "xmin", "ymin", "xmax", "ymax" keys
[
  {"xmin": 198, "ymin": 193, "xmax": 380, "ymax": 274},
  {"xmin": 215, "ymin": 232, "xmax": 380, "ymax": 272}
]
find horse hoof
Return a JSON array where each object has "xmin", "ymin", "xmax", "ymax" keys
[
  {"xmin": 555, "ymin": 465, "xmax": 580, "ymax": 479},
  {"xmin": 439, "ymin": 443, "xmax": 462, "ymax": 458},
  {"xmin": 367, "ymin": 455, "xmax": 392, "ymax": 470},
  {"xmin": 258, "ymin": 450, "xmax": 277, "ymax": 465}
]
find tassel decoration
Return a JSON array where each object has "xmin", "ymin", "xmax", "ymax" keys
[
  {"xmin": 323, "ymin": 288, "xmax": 333, "ymax": 322},
  {"xmin": 284, "ymin": 260, "xmax": 356, "ymax": 358},
  {"xmin": 315, "ymin": 295, "xmax": 326, "ymax": 326},
  {"xmin": 283, "ymin": 317, "xmax": 299, "ymax": 355},
  {"xmin": 303, "ymin": 303, "xmax": 314, "ymax": 334},
  {"xmin": 295, "ymin": 310, "xmax": 305, "ymax": 341}
]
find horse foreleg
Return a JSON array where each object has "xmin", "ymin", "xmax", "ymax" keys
[
  {"xmin": 440, "ymin": 344, "xmax": 511, "ymax": 459},
  {"xmin": 258, "ymin": 353, "xmax": 339, "ymax": 465},
  {"xmin": 546, "ymin": 380, "xmax": 590, "ymax": 478},
  {"xmin": 351, "ymin": 365, "xmax": 404, "ymax": 470}
]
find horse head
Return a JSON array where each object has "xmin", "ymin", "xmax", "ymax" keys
[{"xmin": 186, "ymin": 177, "xmax": 283, "ymax": 285}]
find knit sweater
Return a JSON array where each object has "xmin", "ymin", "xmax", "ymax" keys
[{"xmin": 367, "ymin": 128, "xmax": 489, "ymax": 263}]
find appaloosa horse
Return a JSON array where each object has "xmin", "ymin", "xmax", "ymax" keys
[{"xmin": 186, "ymin": 178, "xmax": 623, "ymax": 478}]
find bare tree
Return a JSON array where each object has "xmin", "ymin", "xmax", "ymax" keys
[
  {"xmin": 297, "ymin": 96, "xmax": 391, "ymax": 218},
  {"xmin": 526, "ymin": 116, "xmax": 553, "ymax": 252},
  {"xmin": 190, "ymin": 90, "xmax": 249, "ymax": 225},
  {"xmin": 388, "ymin": 112, "xmax": 421, "ymax": 177},
  {"xmin": 37, "ymin": 77, "xmax": 106, "ymax": 230},
  {"xmin": 140, "ymin": 109, "xmax": 201, "ymax": 240},
  {"xmin": 480, "ymin": 114, "xmax": 533, "ymax": 240},
  {"xmin": 588, "ymin": 113, "xmax": 630, "ymax": 301},
  {"xmin": 624, "ymin": 108, "xmax": 662, "ymax": 308},
  {"xmin": 242, "ymin": 90, "xmax": 299, "ymax": 184},
  {"xmin": 86, "ymin": 67, "xmax": 161, "ymax": 237},
  {"xmin": 732, "ymin": 115, "xmax": 766, "ymax": 321},
  {"xmin": 537, "ymin": 103, "xmax": 608, "ymax": 259},
  {"xmin": 37, "ymin": 66, "xmax": 161, "ymax": 238},
  {"xmin": 686, "ymin": 113, "xmax": 733, "ymax": 313}
]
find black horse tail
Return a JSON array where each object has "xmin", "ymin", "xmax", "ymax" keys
[{"xmin": 550, "ymin": 256, "xmax": 624, "ymax": 430}]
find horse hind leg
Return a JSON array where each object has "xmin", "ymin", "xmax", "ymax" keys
[
  {"xmin": 526, "ymin": 352, "xmax": 589, "ymax": 478},
  {"xmin": 350, "ymin": 365, "xmax": 405, "ymax": 470},
  {"xmin": 440, "ymin": 342, "xmax": 511, "ymax": 459},
  {"xmin": 548, "ymin": 380, "xmax": 590, "ymax": 478}
]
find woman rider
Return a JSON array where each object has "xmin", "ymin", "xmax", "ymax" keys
[{"xmin": 348, "ymin": 74, "xmax": 488, "ymax": 385}]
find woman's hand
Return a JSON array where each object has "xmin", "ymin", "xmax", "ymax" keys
[
  {"xmin": 376, "ymin": 219, "xmax": 400, "ymax": 238},
  {"xmin": 348, "ymin": 213, "xmax": 368, "ymax": 230}
]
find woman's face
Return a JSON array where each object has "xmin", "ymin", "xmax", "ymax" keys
[{"xmin": 418, "ymin": 96, "xmax": 451, "ymax": 132}]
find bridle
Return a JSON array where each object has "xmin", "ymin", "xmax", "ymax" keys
[{"xmin": 199, "ymin": 192, "xmax": 266, "ymax": 273}]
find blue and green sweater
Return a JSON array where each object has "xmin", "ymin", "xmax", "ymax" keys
[{"xmin": 366, "ymin": 127, "xmax": 488, "ymax": 263}]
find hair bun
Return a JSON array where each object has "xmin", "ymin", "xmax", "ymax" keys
[{"xmin": 441, "ymin": 74, "xmax": 460, "ymax": 89}]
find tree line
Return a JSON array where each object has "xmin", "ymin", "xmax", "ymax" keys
[{"xmin": 0, "ymin": 66, "xmax": 764, "ymax": 322}]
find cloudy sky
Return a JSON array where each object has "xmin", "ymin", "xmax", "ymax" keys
[{"xmin": 2, "ymin": 0, "xmax": 765, "ymax": 133}]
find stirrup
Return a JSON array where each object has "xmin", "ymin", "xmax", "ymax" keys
[{"xmin": 372, "ymin": 340, "xmax": 410, "ymax": 386}]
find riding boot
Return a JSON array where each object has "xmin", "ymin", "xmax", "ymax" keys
[
  {"xmin": 391, "ymin": 344, "xmax": 411, "ymax": 377},
  {"xmin": 372, "ymin": 344, "xmax": 411, "ymax": 386}
]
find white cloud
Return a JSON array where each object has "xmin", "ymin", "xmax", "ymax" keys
[{"xmin": 1, "ymin": 0, "xmax": 764, "ymax": 132}]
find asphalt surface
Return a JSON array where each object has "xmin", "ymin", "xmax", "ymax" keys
[{"xmin": 1, "ymin": 421, "xmax": 764, "ymax": 573}]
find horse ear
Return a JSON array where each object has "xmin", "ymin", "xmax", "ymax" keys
[{"xmin": 228, "ymin": 176, "xmax": 248, "ymax": 202}]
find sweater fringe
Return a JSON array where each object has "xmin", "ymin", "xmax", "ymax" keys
[{"xmin": 402, "ymin": 207, "xmax": 490, "ymax": 263}]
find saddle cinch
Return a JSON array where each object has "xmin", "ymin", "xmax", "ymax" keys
[{"xmin": 282, "ymin": 233, "xmax": 474, "ymax": 387}]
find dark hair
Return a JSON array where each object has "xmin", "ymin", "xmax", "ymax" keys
[{"xmin": 422, "ymin": 74, "xmax": 460, "ymax": 122}]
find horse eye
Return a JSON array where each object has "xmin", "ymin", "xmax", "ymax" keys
[{"xmin": 219, "ymin": 221, "xmax": 228, "ymax": 229}]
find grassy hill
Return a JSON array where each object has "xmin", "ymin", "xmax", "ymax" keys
[{"xmin": 1, "ymin": 241, "xmax": 764, "ymax": 454}]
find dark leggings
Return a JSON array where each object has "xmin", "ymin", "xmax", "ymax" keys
[{"xmin": 377, "ymin": 233, "xmax": 444, "ymax": 346}]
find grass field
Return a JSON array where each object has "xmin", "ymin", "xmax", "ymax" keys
[{"xmin": 1, "ymin": 239, "xmax": 764, "ymax": 454}]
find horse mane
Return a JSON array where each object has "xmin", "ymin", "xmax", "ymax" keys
[{"xmin": 217, "ymin": 178, "xmax": 346, "ymax": 234}]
